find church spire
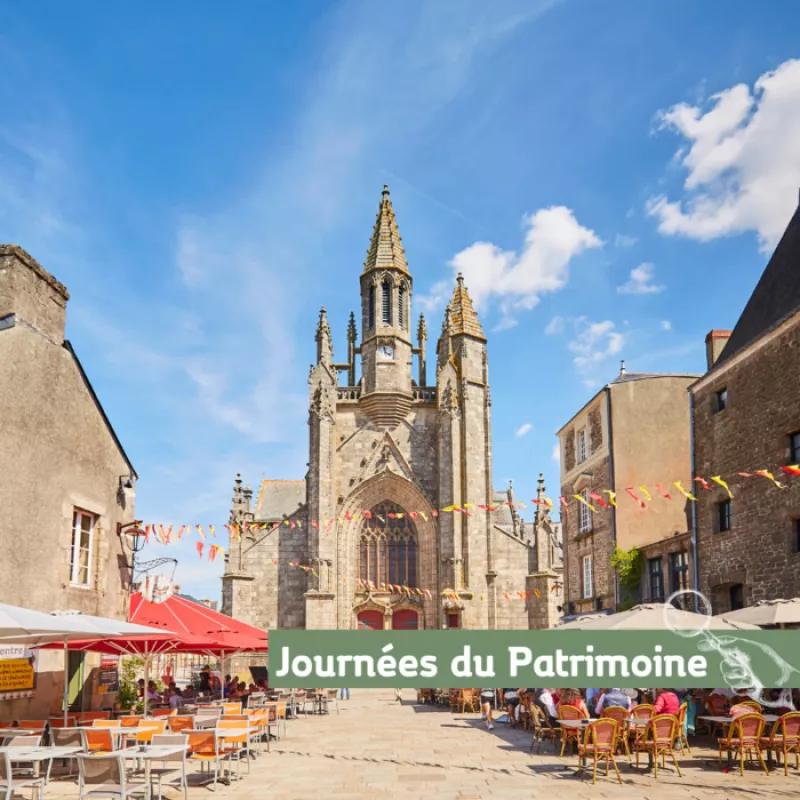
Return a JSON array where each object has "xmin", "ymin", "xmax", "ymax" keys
[
  {"xmin": 315, "ymin": 306, "xmax": 333, "ymax": 366},
  {"xmin": 363, "ymin": 185, "xmax": 409, "ymax": 275},
  {"xmin": 445, "ymin": 273, "xmax": 486, "ymax": 341}
]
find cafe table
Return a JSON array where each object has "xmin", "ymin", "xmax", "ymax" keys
[
  {"xmin": 87, "ymin": 745, "xmax": 188, "ymax": 800},
  {"xmin": 0, "ymin": 744, "xmax": 84, "ymax": 782}
]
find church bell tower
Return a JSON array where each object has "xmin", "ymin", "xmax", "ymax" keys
[{"xmin": 359, "ymin": 186, "xmax": 414, "ymax": 397}]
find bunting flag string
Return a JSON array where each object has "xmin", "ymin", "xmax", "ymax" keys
[{"xmin": 138, "ymin": 461, "xmax": 799, "ymax": 554}]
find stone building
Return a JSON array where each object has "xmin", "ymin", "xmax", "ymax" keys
[
  {"xmin": 0, "ymin": 245, "xmax": 138, "ymax": 718},
  {"xmin": 556, "ymin": 368, "xmax": 698, "ymax": 618},
  {"xmin": 222, "ymin": 186, "xmax": 562, "ymax": 630},
  {"xmin": 691, "ymin": 201, "xmax": 800, "ymax": 612}
]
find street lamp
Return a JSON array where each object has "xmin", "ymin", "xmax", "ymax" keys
[{"xmin": 118, "ymin": 521, "xmax": 146, "ymax": 613}]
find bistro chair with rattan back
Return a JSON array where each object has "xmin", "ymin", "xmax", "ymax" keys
[
  {"xmin": 676, "ymin": 702, "xmax": 691, "ymax": 754},
  {"xmin": 557, "ymin": 705, "xmax": 584, "ymax": 757},
  {"xmin": 629, "ymin": 704, "xmax": 654, "ymax": 749},
  {"xmin": 530, "ymin": 704, "xmax": 558, "ymax": 754},
  {"xmin": 578, "ymin": 718, "xmax": 622, "ymax": 785},
  {"xmin": 636, "ymin": 715, "xmax": 682, "ymax": 778},
  {"xmin": 600, "ymin": 706, "xmax": 632, "ymax": 759},
  {"xmin": 760, "ymin": 712, "xmax": 800, "ymax": 776},
  {"xmin": 718, "ymin": 712, "xmax": 768, "ymax": 776}
]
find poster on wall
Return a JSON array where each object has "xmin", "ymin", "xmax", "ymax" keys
[
  {"xmin": 97, "ymin": 657, "xmax": 120, "ymax": 695},
  {"xmin": 0, "ymin": 644, "xmax": 37, "ymax": 699}
]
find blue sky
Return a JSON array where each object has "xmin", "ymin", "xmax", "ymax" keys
[{"xmin": 3, "ymin": 1, "xmax": 800, "ymax": 601}]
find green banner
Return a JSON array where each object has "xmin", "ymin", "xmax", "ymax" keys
[{"xmin": 269, "ymin": 630, "xmax": 800, "ymax": 689}]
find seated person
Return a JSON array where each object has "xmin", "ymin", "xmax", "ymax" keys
[
  {"xmin": 502, "ymin": 688, "xmax": 523, "ymax": 727},
  {"xmin": 534, "ymin": 688, "xmax": 558, "ymax": 726},
  {"xmin": 181, "ymin": 685, "xmax": 197, "ymax": 701},
  {"xmin": 558, "ymin": 688, "xmax": 589, "ymax": 718},
  {"xmin": 594, "ymin": 688, "xmax": 631, "ymax": 715},
  {"xmin": 168, "ymin": 686, "xmax": 183, "ymax": 709},
  {"xmin": 652, "ymin": 687, "xmax": 680, "ymax": 716},
  {"xmin": 146, "ymin": 681, "xmax": 162, "ymax": 704},
  {"xmin": 137, "ymin": 678, "xmax": 145, "ymax": 698},
  {"xmin": 585, "ymin": 688, "xmax": 601, "ymax": 715}
]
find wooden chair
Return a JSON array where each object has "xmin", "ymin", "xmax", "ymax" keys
[
  {"xmin": 577, "ymin": 719, "xmax": 622, "ymax": 785},
  {"xmin": 629, "ymin": 704, "xmax": 654, "ymax": 751},
  {"xmin": 448, "ymin": 690, "xmax": 461, "ymax": 712},
  {"xmin": 705, "ymin": 694, "xmax": 729, "ymax": 739},
  {"xmin": 600, "ymin": 706, "xmax": 632, "ymax": 759},
  {"xmin": 760, "ymin": 712, "xmax": 800, "ymax": 776},
  {"xmin": 456, "ymin": 689, "xmax": 478, "ymax": 714},
  {"xmin": 718, "ymin": 713, "xmax": 768, "ymax": 776},
  {"xmin": 518, "ymin": 695, "xmax": 533, "ymax": 731},
  {"xmin": 530, "ymin": 705, "xmax": 558, "ymax": 754},
  {"xmin": 557, "ymin": 705, "xmax": 584, "ymax": 757},
  {"xmin": 676, "ymin": 702, "xmax": 691, "ymax": 754},
  {"xmin": 636, "ymin": 715, "xmax": 682, "ymax": 778}
]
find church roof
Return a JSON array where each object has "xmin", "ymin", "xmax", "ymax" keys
[
  {"xmin": 715, "ymin": 202, "xmax": 800, "ymax": 367},
  {"xmin": 363, "ymin": 185, "xmax": 409, "ymax": 275},
  {"xmin": 254, "ymin": 479, "xmax": 306, "ymax": 522},
  {"xmin": 446, "ymin": 274, "xmax": 486, "ymax": 341}
]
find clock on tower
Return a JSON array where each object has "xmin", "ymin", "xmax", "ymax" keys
[{"xmin": 378, "ymin": 344, "xmax": 395, "ymax": 361}]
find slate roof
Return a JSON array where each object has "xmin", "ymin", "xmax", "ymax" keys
[
  {"xmin": 447, "ymin": 274, "xmax": 486, "ymax": 341},
  {"xmin": 716, "ymin": 203, "xmax": 800, "ymax": 366},
  {"xmin": 363, "ymin": 185, "xmax": 409, "ymax": 274},
  {"xmin": 254, "ymin": 479, "xmax": 306, "ymax": 521}
]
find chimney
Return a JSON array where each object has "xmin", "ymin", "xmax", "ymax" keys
[
  {"xmin": 0, "ymin": 246, "xmax": 69, "ymax": 344},
  {"xmin": 705, "ymin": 330, "xmax": 732, "ymax": 370}
]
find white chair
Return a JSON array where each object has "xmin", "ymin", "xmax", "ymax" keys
[
  {"xmin": 148, "ymin": 734, "xmax": 188, "ymax": 800},
  {"xmin": 5, "ymin": 734, "xmax": 42, "ymax": 780},
  {"xmin": 0, "ymin": 750, "xmax": 44, "ymax": 800},
  {"xmin": 76, "ymin": 753, "xmax": 147, "ymax": 800},
  {"xmin": 49, "ymin": 727, "xmax": 86, "ymax": 779}
]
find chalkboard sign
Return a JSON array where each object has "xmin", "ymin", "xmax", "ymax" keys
[{"xmin": 97, "ymin": 658, "xmax": 119, "ymax": 694}]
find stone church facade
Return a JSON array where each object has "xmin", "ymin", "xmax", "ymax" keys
[{"xmin": 222, "ymin": 187, "xmax": 562, "ymax": 630}]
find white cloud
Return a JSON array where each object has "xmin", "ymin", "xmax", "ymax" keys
[
  {"xmin": 552, "ymin": 442, "xmax": 560, "ymax": 463},
  {"xmin": 568, "ymin": 317, "xmax": 626, "ymax": 372},
  {"xmin": 515, "ymin": 423, "xmax": 533, "ymax": 438},
  {"xmin": 614, "ymin": 233, "xmax": 638, "ymax": 248},
  {"xmin": 419, "ymin": 206, "xmax": 602, "ymax": 329},
  {"xmin": 648, "ymin": 58, "xmax": 800, "ymax": 251},
  {"xmin": 545, "ymin": 315, "xmax": 565, "ymax": 335},
  {"xmin": 660, "ymin": 319, "xmax": 672, "ymax": 331},
  {"xmin": 617, "ymin": 262, "xmax": 664, "ymax": 295}
]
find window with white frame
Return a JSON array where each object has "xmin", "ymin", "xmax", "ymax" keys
[
  {"xmin": 70, "ymin": 509, "xmax": 96, "ymax": 587},
  {"xmin": 577, "ymin": 428, "xmax": 587, "ymax": 463},
  {"xmin": 578, "ymin": 489, "xmax": 592, "ymax": 533},
  {"xmin": 582, "ymin": 555, "xmax": 593, "ymax": 600}
]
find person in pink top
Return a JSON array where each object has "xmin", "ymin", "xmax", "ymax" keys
[{"xmin": 653, "ymin": 688, "xmax": 680, "ymax": 716}]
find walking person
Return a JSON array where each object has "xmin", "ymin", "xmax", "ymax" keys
[
  {"xmin": 340, "ymin": 688, "xmax": 350, "ymax": 700},
  {"xmin": 394, "ymin": 688, "xmax": 402, "ymax": 702},
  {"xmin": 480, "ymin": 688, "xmax": 496, "ymax": 731}
]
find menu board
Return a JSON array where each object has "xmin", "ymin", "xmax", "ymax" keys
[
  {"xmin": 97, "ymin": 658, "xmax": 119, "ymax": 694},
  {"xmin": 0, "ymin": 645, "xmax": 36, "ymax": 694}
]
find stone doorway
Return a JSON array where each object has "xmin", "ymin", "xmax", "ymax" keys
[
  {"xmin": 357, "ymin": 610, "xmax": 384, "ymax": 630},
  {"xmin": 391, "ymin": 609, "xmax": 419, "ymax": 630}
]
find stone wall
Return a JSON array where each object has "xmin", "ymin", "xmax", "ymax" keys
[
  {"xmin": 561, "ymin": 455, "xmax": 613, "ymax": 615},
  {"xmin": 491, "ymin": 527, "xmax": 532, "ymax": 629},
  {"xmin": 693, "ymin": 318, "xmax": 800, "ymax": 611},
  {"xmin": 0, "ymin": 247, "xmax": 135, "ymax": 719}
]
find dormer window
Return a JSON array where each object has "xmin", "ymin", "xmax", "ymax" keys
[{"xmin": 381, "ymin": 281, "xmax": 391, "ymax": 325}]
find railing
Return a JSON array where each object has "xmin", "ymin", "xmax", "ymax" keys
[
  {"xmin": 413, "ymin": 387, "xmax": 436, "ymax": 402},
  {"xmin": 337, "ymin": 386, "xmax": 361, "ymax": 400}
]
